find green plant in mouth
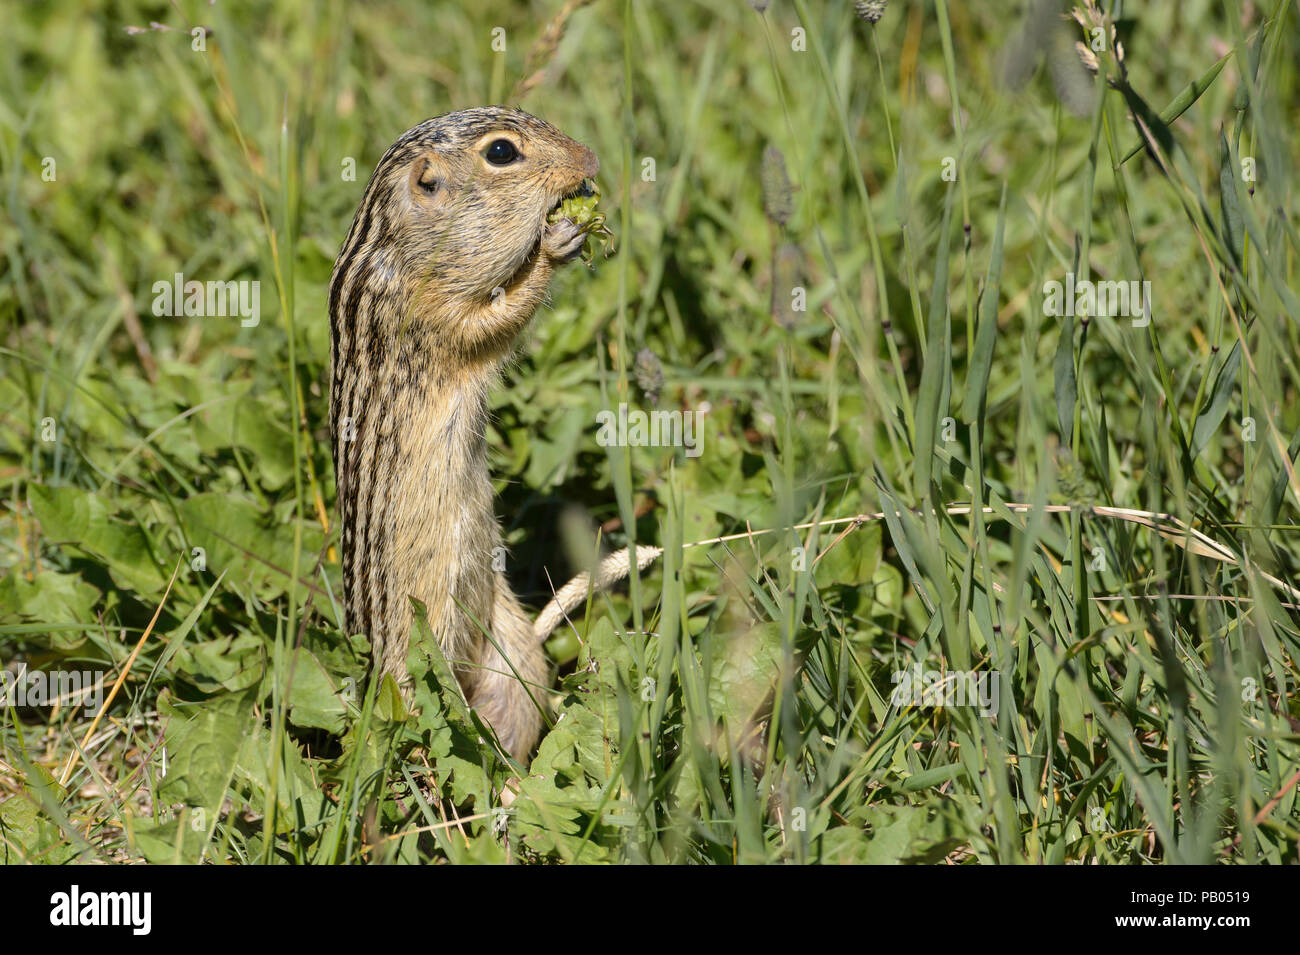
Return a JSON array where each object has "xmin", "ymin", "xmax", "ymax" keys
[{"xmin": 548, "ymin": 179, "xmax": 615, "ymax": 267}]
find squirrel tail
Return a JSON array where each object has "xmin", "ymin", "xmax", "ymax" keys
[{"xmin": 532, "ymin": 545, "xmax": 663, "ymax": 642}]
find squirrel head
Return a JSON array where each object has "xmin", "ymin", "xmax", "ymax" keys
[{"xmin": 370, "ymin": 107, "xmax": 598, "ymax": 304}]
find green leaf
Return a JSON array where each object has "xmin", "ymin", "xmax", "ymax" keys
[
  {"xmin": 962, "ymin": 182, "xmax": 1007, "ymax": 423},
  {"xmin": 1218, "ymin": 130, "xmax": 1245, "ymax": 269},
  {"xmin": 1053, "ymin": 314, "xmax": 1077, "ymax": 447},
  {"xmin": 709, "ymin": 621, "xmax": 782, "ymax": 729},
  {"xmin": 373, "ymin": 672, "xmax": 408, "ymax": 724},
  {"xmin": 913, "ymin": 188, "xmax": 956, "ymax": 498},
  {"xmin": 1191, "ymin": 340, "xmax": 1241, "ymax": 457},
  {"xmin": 0, "ymin": 569, "xmax": 100, "ymax": 639},
  {"xmin": 173, "ymin": 633, "xmax": 265, "ymax": 693},
  {"xmin": 156, "ymin": 688, "xmax": 256, "ymax": 849},
  {"xmin": 285, "ymin": 647, "xmax": 347, "ymax": 734},
  {"xmin": 29, "ymin": 485, "xmax": 167, "ymax": 593},
  {"xmin": 1121, "ymin": 50, "xmax": 1231, "ymax": 163},
  {"xmin": 0, "ymin": 789, "xmax": 79, "ymax": 864},
  {"xmin": 178, "ymin": 492, "xmax": 321, "ymax": 599},
  {"xmin": 817, "ymin": 520, "xmax": 882, "ymax": 587},
  {"xmin": 235, "ymin": 719, "xmax": 329, "ymax": 835},
  {"xmin": 859, "ymin": 805, "xmax": 963, "ymax": 864},
  {"xmin": 514, "ymin": 702, "xmax": 621, "ymax": 862}
]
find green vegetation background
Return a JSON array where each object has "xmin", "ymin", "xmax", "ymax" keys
[{"xmin": 1, "ymin": 0, "xmax": 1298, "ymax": 864}]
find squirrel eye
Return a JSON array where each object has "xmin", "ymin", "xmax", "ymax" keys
[{"xmin": 485, "ymin": 139, "xmax": 519, "ymax": 165}]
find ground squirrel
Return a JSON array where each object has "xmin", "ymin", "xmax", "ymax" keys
[{"xmin": 328, "ymin": 107, "xmax": 599, "ymax": 761}]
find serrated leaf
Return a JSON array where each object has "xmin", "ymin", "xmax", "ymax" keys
[
  {"xmin": 173, "ymin": 633, "xmax": 265, "ymax": 693},
  {"xmin": 157, "ymin": 688, "xmax": 256, "ymax": 816}
]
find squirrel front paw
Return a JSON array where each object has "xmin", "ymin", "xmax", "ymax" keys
[{"xmin": 542, "ymin": 218, "xmax": 586, "ymax": 263}]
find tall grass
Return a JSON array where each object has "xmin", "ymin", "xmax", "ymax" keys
[{"xmin": 0, "ymin": 0, "xmax": 1297, "ymax": 864}]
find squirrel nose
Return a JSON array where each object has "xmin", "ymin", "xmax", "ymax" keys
[{"xmin": 577, "ymin": 145, "xmax": 599, "ymax": 179}]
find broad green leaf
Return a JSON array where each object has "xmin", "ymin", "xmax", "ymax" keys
[
  {"xmin": 0, "ymin": 569, "xmax": 100, "ymax": 639},
  {"xmin": 29, "ymin": 485, "xmax": 166, "ymax": 593},
  {"xmin": 285, "ymin": 647, "xmax": 347, "ymax": 734}
]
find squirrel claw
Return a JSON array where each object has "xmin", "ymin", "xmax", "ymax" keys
[{"xmin": 543, "ymin": 218, "xmax": 586, "ymax": 263}]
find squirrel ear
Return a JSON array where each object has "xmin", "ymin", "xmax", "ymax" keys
[{"xmin": 410, "ymin": 156, "xmax": 444, "ymax": 197}]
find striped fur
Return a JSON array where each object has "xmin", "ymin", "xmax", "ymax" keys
[{"xmin": 328, "ymin": 108, "xmax": 597, "ymax": 760}]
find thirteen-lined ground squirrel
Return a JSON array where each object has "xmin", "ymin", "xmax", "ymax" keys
[{"xmin": 328, "ymin": 107, "xmax": 598, "ymax": 761}]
